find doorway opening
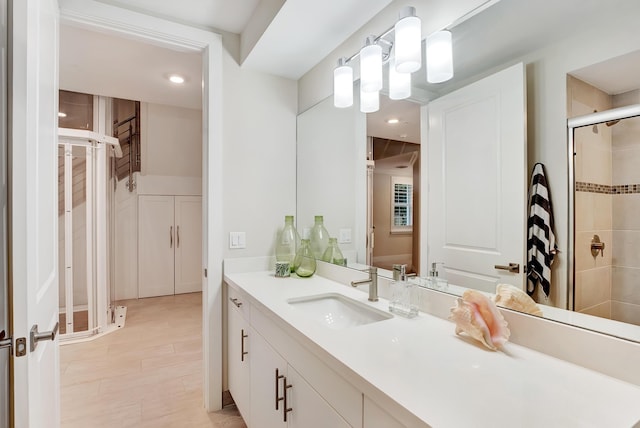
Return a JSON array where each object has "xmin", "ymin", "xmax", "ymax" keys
[{"xmin": 366, "ymin": 94, "xmax": 421, "ymax": 275}]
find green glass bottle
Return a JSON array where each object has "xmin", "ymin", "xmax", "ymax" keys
[
  {"xmin": 322, "ymin": 237, "xmax": 346, "ymax": 266},
  {"xmin": 292, "ymin": 239, "xmax": 316, "ymax": 277},
  {"xmin": 275, "ymin": 215, "xmax": 300, "ymax": 269},
  {"xmin": 309, "ymin": 215, "xmax": 330, "ymax": 259}
]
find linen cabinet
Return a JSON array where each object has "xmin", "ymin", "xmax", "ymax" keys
[{"xmin": 138, "ymin": 195, "xmax": 202, "ymax": 297}]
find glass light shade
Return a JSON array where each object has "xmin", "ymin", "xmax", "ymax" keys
[
  {"xmin": 426, "ymin": 30, "xmax": 453, "ymax": 83},
  {"xmin": 360, "ymin": 87, "xmax": 379, "ymax": 113},
  {"xmin": 334, "ymin": 61, "xmax": 353, "ymax": 108},
  {"xmin": 389, "ymin": 55, "xmax": 411, "ymax": 100},
  {"xmin": 394, "ymin": 7, "xmax": 421, "ymax": 73},
  {"xmin": 360, "ymin": 38, "xmax": 383, "ymax": 92}
]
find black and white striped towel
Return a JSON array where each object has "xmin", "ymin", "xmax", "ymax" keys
[{"xmin": 526, "ymin": 163, "xmax": 557, "ymax": 297}]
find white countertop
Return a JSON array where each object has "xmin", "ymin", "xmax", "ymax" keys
[{"xmin": 224, "ymin": 271, "xmax": 640, "ymax": 428}]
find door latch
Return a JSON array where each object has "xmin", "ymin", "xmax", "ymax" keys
[{"xmin": 0, "ymin": 330, "xmax": 12, "ymax": 354}]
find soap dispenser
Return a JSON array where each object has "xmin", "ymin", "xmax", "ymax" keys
[
  {"xmin": 389, "ymin": 264, "xmax": 419, "ymax": 318},
  {"xmin": 427, "ymin": 262, "xmax": 448, "ymax": 290}
]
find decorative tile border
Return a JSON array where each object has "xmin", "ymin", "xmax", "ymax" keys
[{"xmin": 576, "ymin": 181, "xmax": 640, "ymax": 194}]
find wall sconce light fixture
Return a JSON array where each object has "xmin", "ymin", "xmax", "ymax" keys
[{"xmin": 333, "ymin": 6, "xmax": 454, "ymax": 112}]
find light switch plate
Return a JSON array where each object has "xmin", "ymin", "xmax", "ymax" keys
[
  {"xmin": 229, "ymin": 232, "xmax": 246, "ymax": 249},
  {"xmin": 338, "ymin": 228, "xmax": 352, "ymax": 244}
]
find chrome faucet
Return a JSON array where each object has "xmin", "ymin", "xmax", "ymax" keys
[{"xmin": 351, "ymin": 266, "xmax": 378, "ymax": 302}]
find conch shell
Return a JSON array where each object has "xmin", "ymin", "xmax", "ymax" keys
[
  {"xmin": 449, "ymin": 289, "xmax": 510, "ymax": 351},
  {"xmin": 493, "ymin": 284, "xmax": 543, "ymax": 317}
]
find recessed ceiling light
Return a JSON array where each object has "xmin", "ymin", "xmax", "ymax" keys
[
  {"xmin": 58, "ymin": 112, "xmax": 67, "ymax": 118},
  {"xmin": 399, "ymin": 133, "xmax": 408, "ymax": 138},
  {"xmin": 169, "ymin": 74, "xmax": 185, "ymax": 84},
  {"xmin": 387, "ymin": 118, "xmax": 400, "ymax": 124}
]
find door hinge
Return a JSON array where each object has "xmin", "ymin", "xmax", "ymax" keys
[{"xmin": 204, "ymin": 268, "xmax": 208, "ymax": 278}]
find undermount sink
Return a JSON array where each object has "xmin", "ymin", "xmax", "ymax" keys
[{"xmin": 287, "ymin": 293, "xmax": 393, "ymax": 330}]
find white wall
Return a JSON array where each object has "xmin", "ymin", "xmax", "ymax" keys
[
  {"xmin": 114, "ymin": 102, "xmax": 203, "ymax": 300},
  {"xmin": 141, "ymin": 102, "xmax": 203, "ymax": 178},
  {"xmin": 296, "ymin": 95, "xmax": 366, "ymax": 260},
  {"xmin": 222, "ymin": 50, "xmax": 298, "ymax": 260},
  {"xmin": 297, "ymin": 1, "xmax": 640, "ymax": 309}
]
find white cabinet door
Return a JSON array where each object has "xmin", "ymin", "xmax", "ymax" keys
[
  {"xmin": 363, "ymin": 396, "xmax": 405, "ymax": 428},
  {"xmin": 286, "ymin": 365, "xmax": 351, "ymax": 428},
  {"xmin": 138, "ymin": 195, "xmax": 175, "ymax": 297},
  {"xmin": 228, "ymin": 297, "xmax": 251, "ymax": 424},
  {"xmin": 426, "ymin": 62, "xmax": 526, "ymax": 293},
  {"xmin": 250, "ymin": 330, "xmax": 287, "ymax": 428},
  {"xmin": 174, "ymin": 196, "xmax": 202, "ymax": 294}
]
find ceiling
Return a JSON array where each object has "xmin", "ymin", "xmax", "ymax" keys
[
  {"xmin": 59, "ymin": 0, "xmax": 640, "ymax": 115},
  {"xmin": 94, "ymin": 0, "xmax": 261, "ymax": 34},
  {"xmin": 60, "ymin": 0, "xmax": 392, "ymax": 108},
  {"xmin": 60, "ymin": 24, "xmax": 203, "ymax": 109}
]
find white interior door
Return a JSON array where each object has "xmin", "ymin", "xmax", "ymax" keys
[
  {"xmin": 425, "ymin": 62, "xmax": 526, "ymax": 293},
  {"xmin": 174, "ymin": 196, "xmax": 202, "ymax": 294},
  {"xmin": 10, "ymin": 1, "xmax": 60, "ymax": 426},
  {"xmin": 138, "ymin": 195, "xmax": 175, "ymax": 298}
]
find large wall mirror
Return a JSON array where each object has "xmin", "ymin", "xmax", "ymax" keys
[{"xmin": 297, "ymin": 0, "xmax": 640, "ymax": 343}]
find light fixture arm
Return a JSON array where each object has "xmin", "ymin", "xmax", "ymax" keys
[{"xmin": 342, "ymin": 25, "xmax": 396, "ymax": 66}]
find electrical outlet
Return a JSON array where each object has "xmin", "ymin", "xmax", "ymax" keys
[
  {"xmin": 338, "ymin": 228, "xmax": 352, "ymax": 244},
  {"xmin": 229, "ymin": 232, "xmax": 246, "ymax": 249}
]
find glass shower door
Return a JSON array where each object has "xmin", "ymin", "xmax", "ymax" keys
[{"xmin": 58, "ymin": 143, "xmax": 96, "ymax": 337}]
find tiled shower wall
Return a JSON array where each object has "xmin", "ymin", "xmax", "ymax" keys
[
  {"xmin": 568, "ymin": 76, "xmax": 640, "ymax": 325},
  {"xmin": 567, "ymin": 75, "xmax": 613, "ymax": 318},
  {"xmin": 611, "ymin": 90, "xmax": 640, "ymax": 325}
]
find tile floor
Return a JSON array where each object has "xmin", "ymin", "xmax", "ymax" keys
[{"xmin": 60, "ymin": 292, "xmax": 247, "ymax": 428}]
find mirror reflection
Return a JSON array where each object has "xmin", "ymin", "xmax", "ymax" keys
[{"xmin": 296, "ymin": 0, "xmax": 640, "ymax": 343}]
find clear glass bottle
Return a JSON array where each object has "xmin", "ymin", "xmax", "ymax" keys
[
  {"xmin": 389, "ymin": 265, "xmax": 419, "ymax": 318},
  {"xmin": 275, "ymin": 215, "xmax": 300, "ymax": 268},
  {"xmin": 321, "ymin": 237, "xmax": 346, "ymax": 266},
  {"xmin": 309, "ymin": 215, "xmax": 330, "ymax": 259},
  {"xmin": 292, "ymin": 239, "xmax": 316, "ymax": 277}
]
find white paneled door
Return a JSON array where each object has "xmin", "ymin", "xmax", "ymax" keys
[
  {"xmin": 138, "ymin": 195, "xmax": 176, "ymax": 297},
  {"xmin": 138, "ymin": 195, "xmax": 202, "ymax": 298},
  {"xmin": 175, "ymin": 196, "xmax": 203, "ymax": 294},
  {"xmin": 425, "ymin": 62, "xmax": 527, "ymax": 293},
  {"xmin": 10, "ymin": 1, "xmax": 61, "ymax": 427}
]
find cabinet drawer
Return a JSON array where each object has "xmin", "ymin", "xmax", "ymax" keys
[
  {"xmin": 251, "ymin": 305, "xmax": 362, "ymax": 428},
  {"xmin": 228, "ymin": 284, "xmax": 251, "ymax": 322}
]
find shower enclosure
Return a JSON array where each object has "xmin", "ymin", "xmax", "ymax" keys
[
  {"xmin": 569, "ymin": 102, "xmax": 640, "ymax": 327},
  {"xmin": 58, "ymin": 92, "xmax": 123, "ymax": 340}
]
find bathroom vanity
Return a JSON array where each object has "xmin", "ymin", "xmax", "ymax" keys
[{"xmin": 224, "ymin": 261, "xmax": 640, "ymax": 427}]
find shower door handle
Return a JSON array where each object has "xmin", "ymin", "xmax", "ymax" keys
[{"xmin": 170, "ymin": 226, "xmax": 173, "ymax": 248}]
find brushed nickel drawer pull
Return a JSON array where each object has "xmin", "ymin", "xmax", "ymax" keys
[{"xmin": 229, "ymin": 297, "xmax": 242, "ymax": 308}]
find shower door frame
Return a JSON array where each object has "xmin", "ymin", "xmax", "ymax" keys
[
  {"xmin": 567, "ymin": 103, "xmax": 640, "ymax": 311},
  {"xmin": 57, "ymin": 136, "xmax": 105, "ymax": 339},
  {"xmin": 58, "ymin": 125, "xmax": 114, "ymax": 340}
]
